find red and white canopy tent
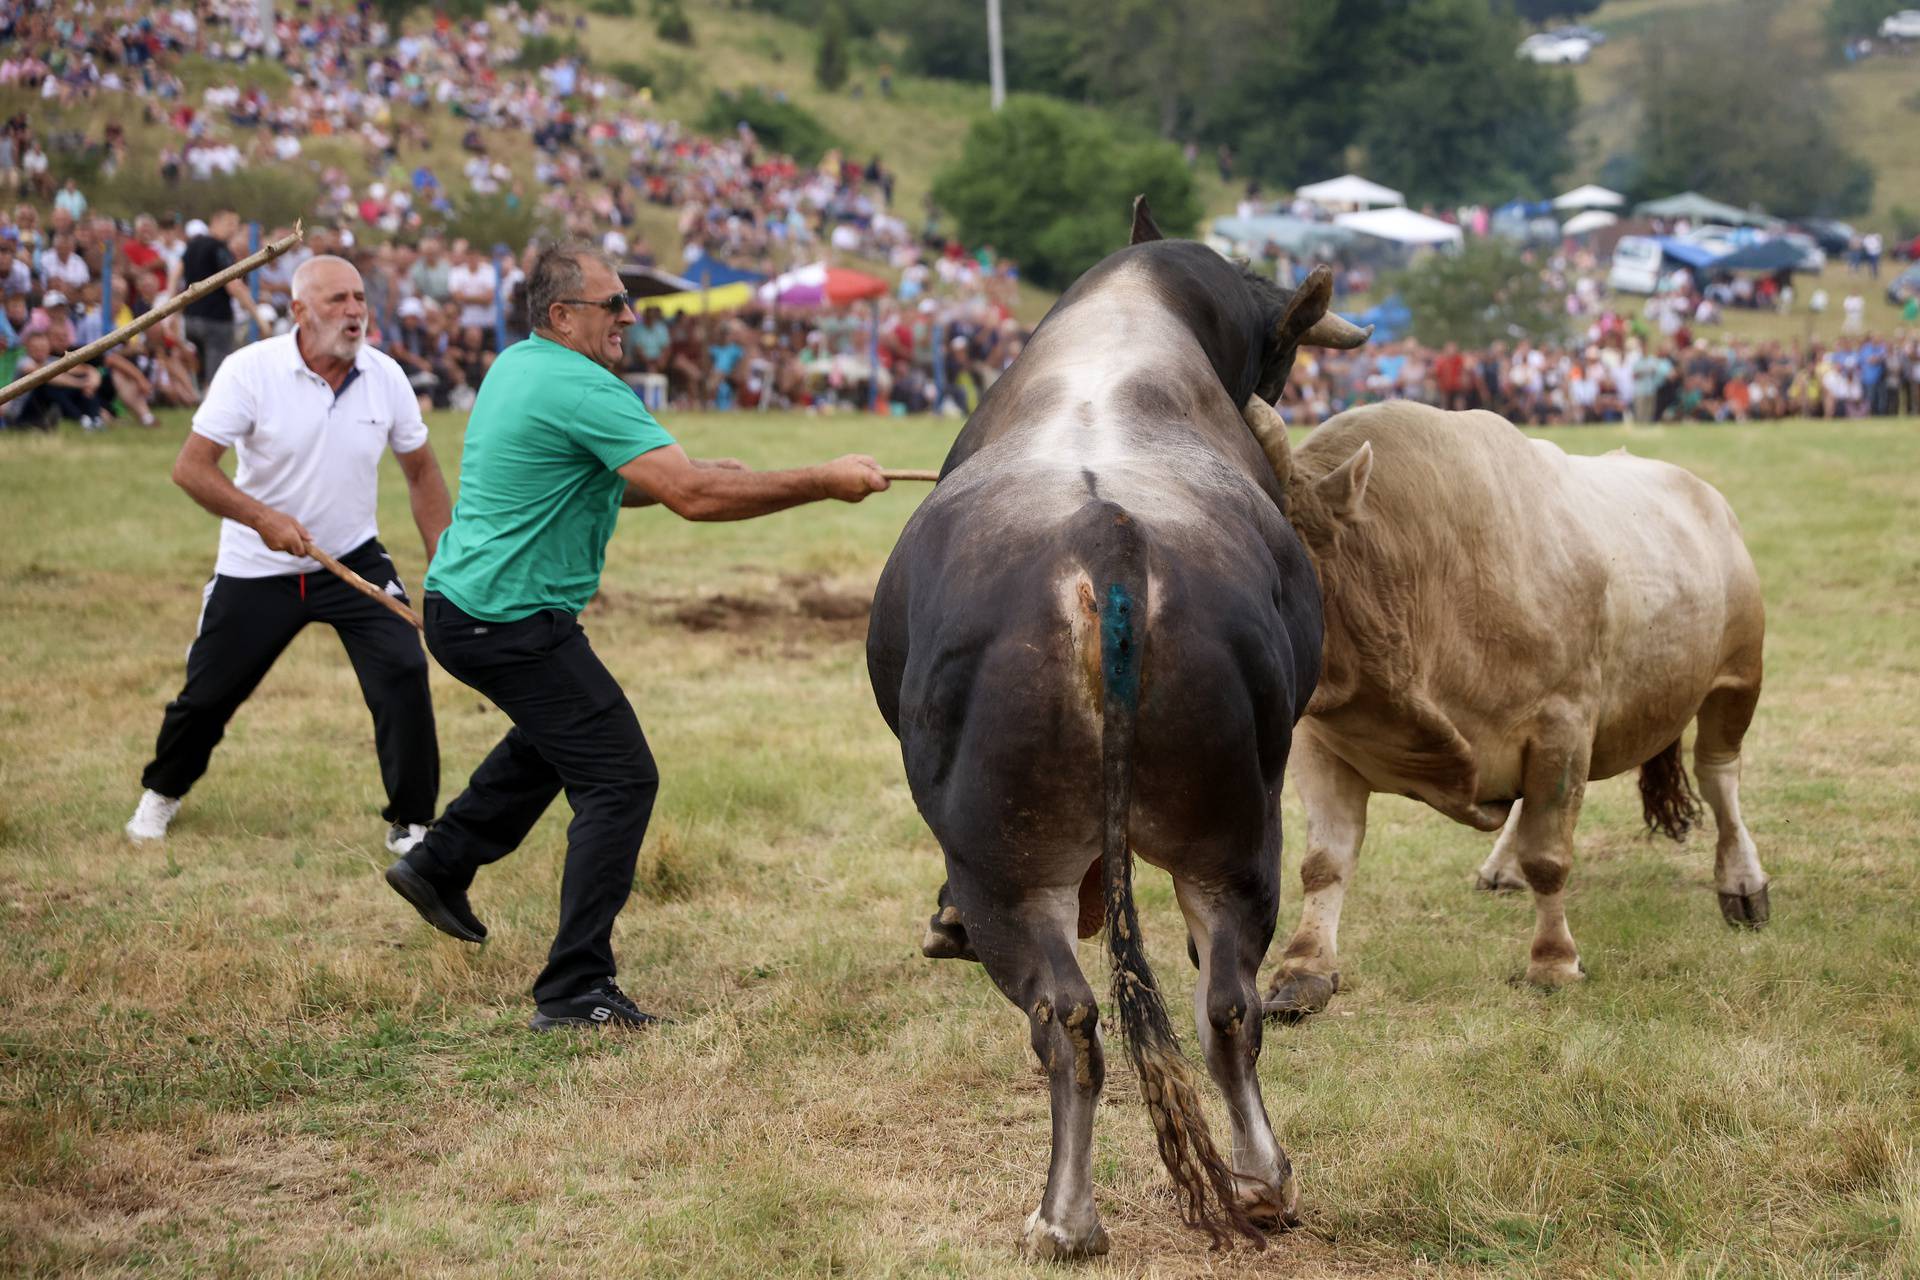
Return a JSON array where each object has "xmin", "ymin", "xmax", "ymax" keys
[
  {"xmin": 758, "ymin": 264, "xmax": 894, "ymax": 409},
  {"xmin": 756, "ymin": 263, "xmax": 891, "ymax": 308}
]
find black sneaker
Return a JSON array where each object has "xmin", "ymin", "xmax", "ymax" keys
[
  {"xmin": 384, "ymin": 858, "xmax": 487, "ymax": 944},
  {"xmin": 529, "ymin": 982, "xmax": 664, "ymax": 1032}
]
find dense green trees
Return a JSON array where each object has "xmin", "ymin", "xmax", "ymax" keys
[
  {"xmin": 904, "ymin": 0, "xmax": 1578, "ymax": 207},
  {"xmin": 1631, "ymin": 7, "xmax": 1874, "ymax": 216},
  {"xmin": 931, "ymin": 99, "xmax": 1199, "ymax": 290},
  {"xmin": 1398, "ymin": 239, "xmax": 1565, "ymax": 348}
]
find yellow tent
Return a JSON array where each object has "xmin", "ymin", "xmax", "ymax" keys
[{"xmin": 644, "ymin": 284, "xmax": 754, "ymax": 318}]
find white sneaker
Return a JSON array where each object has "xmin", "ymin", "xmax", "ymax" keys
[
  {"xmin": 385, "ymin": 822, "xmax": 428, "ymax": 855},
  {"xmin": 125, "ymin": 790, "xmax": 182, "ymax": 842}
]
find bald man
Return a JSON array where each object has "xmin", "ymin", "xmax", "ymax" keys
[{"xmin": 126, "ymin": 257, "xmax": 453, "ymax": 854}]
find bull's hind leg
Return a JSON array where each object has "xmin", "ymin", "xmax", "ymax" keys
[
  {"xmin": 1695, "ymin": 683, "xmax": 1770, "ymax": 927},
  {"xmin": 1266, "ymin": 732, "xmax": 1369, "ymax": 1019},
  {"xmin": 1176, "ymin": 866, "xmax": 1300, "ymax": 1229},
  {"xmin": 946, "ymin": 869, "xmax": 1110, "ymax": 1260},
  {"xmin": 1507, "ymin": 722, "xmax": 1592, "ymax": 987}
]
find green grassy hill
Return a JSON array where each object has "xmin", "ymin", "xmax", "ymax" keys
[{"xmin": 1565, "ymin": 0, "xmax": 1920, "ymax": 233}]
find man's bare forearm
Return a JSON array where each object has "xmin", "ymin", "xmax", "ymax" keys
[
  {"xmin": 409, "ymin": 475, "xmax": 453, "ymax": 565},
  {"xmin": 173, "ymin": 454, "xmax": 276, "ymax": 530}
]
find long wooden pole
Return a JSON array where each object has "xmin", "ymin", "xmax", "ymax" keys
[
  {"xmin": 307, "ymin": 544, "xmax": 423, "ymax": 631},
  {"xmin": 0, "ymin": 223, "xmax": 306, "ymax": 409},
  {"xmin": 880, "ymin": 469, "xmax": 939, "ymax": 482}
]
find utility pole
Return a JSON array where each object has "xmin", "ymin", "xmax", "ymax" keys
[{"xmin": 987, "ymin": 0, "xmax": 1005, "ymax": 111}]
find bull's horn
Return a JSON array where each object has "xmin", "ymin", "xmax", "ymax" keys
[
  {"xmin": 1242, "ymin": 395, "xmax": 1293, "ymax": 491},
  {"xmin": 1300, "ymin": 313, "xmax": 1373, "ymax": 350},
  {"xmin": 1130, "ymin": 194, "xmax": 1163, "ymax": 244}
]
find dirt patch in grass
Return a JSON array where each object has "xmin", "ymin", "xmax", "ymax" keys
[{"xmin": 665, "ymin": 573, "xmax": 871, "ymax": 643}]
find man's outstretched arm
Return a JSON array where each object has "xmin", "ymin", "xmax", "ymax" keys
[{"xmin": 617, "ymin": 446, "xmax": 887, "ymax": 519}]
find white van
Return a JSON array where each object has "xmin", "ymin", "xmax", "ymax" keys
[{"xmin": 1607, "ymin": 235, "xmax": 1664, "ymax": 294}]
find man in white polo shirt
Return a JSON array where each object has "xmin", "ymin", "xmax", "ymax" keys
[{"xmin": 125, "ymin": 256, "xmax": 453, "ymax": 853}]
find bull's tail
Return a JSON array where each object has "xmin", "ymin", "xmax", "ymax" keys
[
  {"xmin": 1639, "ymin": 737, "xmax": 1702, "ymax": 842},
  {"xmin": 1092, "ymin": 504, "xmax": 1265, "ymax": 1251}
]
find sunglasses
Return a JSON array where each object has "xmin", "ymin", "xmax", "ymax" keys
[{"xmin": 557, "ymin": 291, "xmax": 634, "ymax": 316}]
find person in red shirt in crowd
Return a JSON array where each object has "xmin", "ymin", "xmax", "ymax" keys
[{"xmin": 1434, "ymin": 341, "xmax": 1470, "ymax": 411}]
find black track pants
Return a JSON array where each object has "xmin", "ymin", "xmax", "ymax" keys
[
  {"xmin": 141, "ymin": 538, "xmax": 440, "ymax": 824},
  {"xmin": 408, "ymin": 594, "xmax": 660, "ymax": 1004}
]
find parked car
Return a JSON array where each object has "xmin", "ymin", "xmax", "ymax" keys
[
  {"xmin": 1607, "ymin": 235, "xmax": 1665, "ymax": 294},
  {"xmin": 1779, "ymin": 232, "xmax": 1827, "ymax": 272},
  {"xmin": 1889, "ymin": 262, "xmax": 1920, "ymax": 306},
  {"xmin": 1516, "ymin": 33, "xmax": 1591, "ymax": 63},
  {"xmin": 1879, "ymin": 9, "xmax": 1920, "ymax": 38},
  {"xmin": 1795, "ymin": 219, "xmax": 1858, "ymax": 256}
]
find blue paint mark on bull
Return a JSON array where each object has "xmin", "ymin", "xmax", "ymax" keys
[{"xmin": 1101, "ymin": 583, "xmax": 1139, "ymax": 709}]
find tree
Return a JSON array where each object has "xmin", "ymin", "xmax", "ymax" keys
[
  {"xmin": 1824, "ymin": 0, "xmax": 1909, "ymax": 39},
  {"xmin": 931, "ymin": 98, "xmax": 1201, "ymax": 290},
  {"xmin": 1397, "ymin": 239, "xmax": 1564, "ymax": 349},
  {"xmin": 815, "ymin": 0, "xmax": 851, "ymax": 91},
  {"xmin": 1195, "ymin": 0, "xmax": 1576, "ymax": 205},
  {"xmin": 1510, "ymin": 0, "xmax": 1601, "ymax": 27},
  {"xmin": 1633, "ymin": 5, "xmax": 1874, "ymax": 216}
]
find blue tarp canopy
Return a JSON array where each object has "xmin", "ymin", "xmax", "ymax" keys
[
  {"xmin": 1656, "ymin": 237, "xmax": 1722, "ymax": 270},
  {"xmin": 680, "ymin": 257, "xmax": 767, "ymax": 288},
  {"xmin": 1348, "ymin": 294, "xmax": 1410, "ymax": 344},
  {"xmin": 1708, "ymin": 239, "xmax": 1814, "ymax": 273}
]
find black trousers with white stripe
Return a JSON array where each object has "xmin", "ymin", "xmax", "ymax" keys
[{"xmin": 141, "ymin": 538, "xmax": 439, "ymax": 825}]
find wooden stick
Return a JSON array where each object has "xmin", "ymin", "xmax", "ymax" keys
[
  {"xmin": 0, "ymin": 223, "xmax": 306, "ymax": 409},
  {"xmin": 881, "ymin": 468, "xmax": 940, "ymax": 482},
  {"xmin": 307, "ymin": 544, "xmax": 423, "ymax": 631}
]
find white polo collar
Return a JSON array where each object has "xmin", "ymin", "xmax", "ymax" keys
[{"xmin": 285, "ymin": 326, "xmax": 371, "ymax": 391}]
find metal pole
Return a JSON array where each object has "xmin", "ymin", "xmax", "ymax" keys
[
  {"xmin": 932, "ymin": 319, "xmax": 946, "ymax": 408},
  {"xmin": 246, "ymin": 221, "xmax": 262, "ymax": 341},
  {"xmin": 101, "ymin": 240, "xmax": 113, "ymax": 337},
  {"xmin": 986, "ymin": 0, "xmax": 1006, "ymax": 111}
]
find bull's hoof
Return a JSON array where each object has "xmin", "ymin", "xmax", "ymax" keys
[
  {"xmin": 1235, "ymin": 1172, "xmax": 1302, "ymax": 1231},
  {"xmin": 1475, "ymin": 867, "xmax": 1528, "ymax": 893},
  {"xmin": 1263, "ymin": 970, "xmax": 1339, "ymax": 1022},
  {"xmin": 1525, "ymin": 955, "xmax": 1585, "ymax": 989},
  {"xmin": 1719, "ymin": 886, "xmax": 1771, "ymax": 929},
  {"xmin": 1021, "ymin": 1208, "xmax": 1109, "ymax": 1260},
  {"xmin": 920, "ymin": 908, "xmax": 978, "ymax": 962}
]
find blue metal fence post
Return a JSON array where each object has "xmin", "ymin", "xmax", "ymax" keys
[
  {"xmin": 100, "ymin": 240, "xmax": 113, "ymax": 337},
  {"xmin": 246, "ymin": 221, "xmax": 262, "ymax": 341},
  {"xmin": 931, "ymin": 319, "xmax": 946, "ymax": 410}
]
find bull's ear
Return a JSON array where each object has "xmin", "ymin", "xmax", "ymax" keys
[
  {"xmin": 1273, "ymin": 264, "xmax": 1334, "ymax": 348},
  {"xmin": 1315, "ymin": 441, "xmax": 1372, "ymax": 521},
  {"xmin": 1130, "ymin": 194, "xmax": 1163, "ymax": 245}
]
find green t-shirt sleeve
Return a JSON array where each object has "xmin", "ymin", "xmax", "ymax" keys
[{"xmin": 567, "ymin": 382, "xmax": 678, "ymax": 471}]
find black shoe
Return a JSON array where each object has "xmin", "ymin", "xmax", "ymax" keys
[
  {"xmin": 528, "ymin": 982, "xmax": 664, "ymax": 1032},
  {"xmin": 384, "ymin": 858, "xmax": 487, "ymax": 943}
]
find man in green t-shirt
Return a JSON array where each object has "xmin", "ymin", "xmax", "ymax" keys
[{"xmin": 385, "ymin": 244, "xmax": 888, "ymax": 1032}]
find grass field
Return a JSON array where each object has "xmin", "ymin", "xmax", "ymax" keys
[{"xmin": 2, "ymin": 408, "xmax": 1918, "ymax": 1278}]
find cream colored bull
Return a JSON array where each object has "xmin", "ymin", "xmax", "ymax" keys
[{"xmin": 1241, "ymin": 399, "xmax": 1769, "ymax": 1012}]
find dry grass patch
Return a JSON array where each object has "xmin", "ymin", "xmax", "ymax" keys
[{"xmin": 2, "ymin": 411, "xmax": 1918, "ymax": 1276}]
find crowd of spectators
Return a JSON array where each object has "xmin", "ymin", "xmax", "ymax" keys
[
  {"xmin": 1282, "ymin": 331, "xmax": 1920, "ymax": 428},
  {"xmin": 0, "ymin": 0, "xmax": 1915, "ymax": 430}
]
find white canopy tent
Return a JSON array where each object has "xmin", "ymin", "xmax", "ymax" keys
[
  {"xmin": 1294, "ymin": 174, "xmax": 1405, "ymax": 210},
  {"xmin": 1552, "ymin": 183, "xmax": 1626, "ymax": 211},
  {"xmin": 1561, "ymin": 209, "xmax": 1619, "ymax": 237},
  {"xmin": 1334, "ymin": 206, "xmax": 1463, "ymax": 247}
]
